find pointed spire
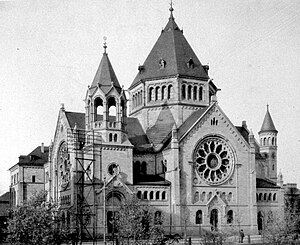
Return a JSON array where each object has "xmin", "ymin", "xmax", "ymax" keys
[
  {"xmin": 90, "ymin": 38, "xmax": 121, "ymax": 93},
  {"xmin": 169, "ymin": 0, "xmax": 174, "ymax": 19},
  {"xmin": 129, "ymin": 6, "xmax": 209, "ymax": 89},
  {"xmin": 259, "ymin": 105, "xmax": 278, "ymax": 134}
]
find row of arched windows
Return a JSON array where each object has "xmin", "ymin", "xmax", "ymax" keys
[
  {"xmin": 148, "ymin": 84, "xmax": 174, "ymax": 102},
  {"xmin": 195, "ymin": 210, "xmax": 234, "ymax": 225},
  {"xmin": 137, "ymin": 190, "xmax": 167, "ymax": 201},
  {"xmin": 257, "ymin": 192, "xmax": 277, "ymax": 202},
  {"xmin": 194, "ymin": 191, "xmax": 233, "ymax": 202},
  {"xmin": 132, "ymin": 90, "xmax": 143, "ymax": 109},
  {"xmin": 182, "ymin": 84, "xmax": 203, "ymax": 101},
  {"xmin": 260, "ymin": 136, "xmax": 276, "ymax": 146}
]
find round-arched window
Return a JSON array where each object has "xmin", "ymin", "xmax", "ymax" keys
[{"xmin": 194, "ymin": 137, "xmax": 235, "ymax": 185}]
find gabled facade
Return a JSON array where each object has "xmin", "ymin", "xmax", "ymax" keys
[{"xmin": 9, "ymin": 7, "xmax": 285, "ymax": 239}]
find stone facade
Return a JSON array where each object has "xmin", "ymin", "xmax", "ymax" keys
[{"xmin": 9, "ymin": 8, "xmax": 285, "ymax": 239}]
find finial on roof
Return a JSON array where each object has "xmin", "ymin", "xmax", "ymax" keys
[
  {"xmin": 169, "ymin": 0, "xmax": 174, "ymax": 18},
  {"xmin": 267, "ymin": 104, "xmax": 269, "ymax": 111},
  {"xmin": 103, "ymin": 36, "xmax": 107, "ymax": 54}
]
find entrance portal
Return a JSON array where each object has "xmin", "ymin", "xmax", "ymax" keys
[{"xmin": 210, "ymin": 209, "xmax": 218, "ymax": 231}]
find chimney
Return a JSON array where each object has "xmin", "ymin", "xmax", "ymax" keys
[
  {"xmin": 41, "ymin": 143, "xmax": 44, "ymax": 153},
  {"xmin": 242, "ymin": 121, "xmax": 247, "ymax": 129}
]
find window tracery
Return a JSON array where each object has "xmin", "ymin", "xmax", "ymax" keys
[{"xmin": 194, "ymin": 137, "xmax": 235, "ymax": 185}]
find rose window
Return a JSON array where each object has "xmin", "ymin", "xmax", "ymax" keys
[{"xmin": 194, "ymin": 137, "xmax": 235, "ymax": 185}]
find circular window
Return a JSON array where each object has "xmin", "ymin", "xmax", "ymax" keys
[
  {"xmin": 108, "ymin": 163, "xmax": 119, "ymax": 176},
  {"xmin": 194, "ymin": 137, "xmax": 235, "ymax": 185}
]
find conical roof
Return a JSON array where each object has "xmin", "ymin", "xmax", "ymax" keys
[
  {"xmin": 129, "ymin": 12, "xmax": 209, "ymax": 89},
  {"xmin": 91, "ymin": 52, "xmax": 121, "ymax": 94},
  {"xmin": 259, "ymin": 106, "xmax": 277, "ymax": 134}
]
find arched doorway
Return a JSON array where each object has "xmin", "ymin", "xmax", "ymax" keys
[
  {"xmin": 210, "ymin": 209, "xmax": 218, "ymax": 231},
  {"xmin": 257, "ymin": 211, "xmax": 264, "ymax": 234}
]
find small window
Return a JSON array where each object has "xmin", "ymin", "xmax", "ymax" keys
[
  {"xmin": 162, "ymin": 191, "xmax": 166, "ymax": 200},
  {"xmin": 32, "ymin": 175, "xmax": 36, "ymax": 183},
  {"xmin": 154, "ymin": 211, "xmax": 162, "ymax": 224},
  {"xmin": 182, "ymin": 84, "xmax": 186, "ymax": 99},
  {"xmin": 156, "ymin": 191, "xmax": 160, "ymax": 200},
  {"xmin": 227, "ymin": 210, "xmax": 233, "ymax": 224},
  {"xmin": 114, "ymin": 134, "xmax": 117, "ymax": 142},
  {"xmin": 143, "ymin": 191, "xmax": 148, "ymax": 200},
  {"xmin": 196, "ymin": 210, "xmax": 203, "ymax": 224},
  {"xmin": 150, "ymin": 191, "xmax": 154, "ymax": 200},
  {"xmin": 137, "ymin": 191, "xmax": 142, "ymax": 199}
]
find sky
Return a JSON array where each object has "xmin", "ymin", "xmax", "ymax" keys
[{"xmin": 0, "ymin": 0, "xmax": 300, "ymax": 195}]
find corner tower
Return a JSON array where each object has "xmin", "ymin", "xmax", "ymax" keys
[
  {"xmin": 85, "ymin": 40, "xmax": 127, "ymax": 144},
  {"xmin": 259, "ymin": 105, "xmax": 278, "ymax": 182},
  {"xmin": 128, "ymin": 7, "xmax": 218, "ymax": 131}
]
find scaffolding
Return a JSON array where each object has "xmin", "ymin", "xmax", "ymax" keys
[{"xmin": 67, "ymin": 128, "xmax": 102, "ymax": 244}]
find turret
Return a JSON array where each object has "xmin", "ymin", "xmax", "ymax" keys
[
  {"xmin": 259, "ymin": 105, "xmax": 278, "ymax": 182},
  {"xmin": 85, "ymin": 38, "xmax": 127, "ymax": 143}
]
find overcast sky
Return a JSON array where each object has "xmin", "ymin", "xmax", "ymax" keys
[{"xmin": 0, "ymin": 0, "xmax": 299, "ymax": 195}]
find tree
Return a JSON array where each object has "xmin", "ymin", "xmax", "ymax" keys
[
  {"xmin": 114, "ymin": 195, "xmax": 164, "ymax": 245},
  {"xmin": 7, "ymin": 191, "xmax": 71, "ymax": 245},
  {"xmin": 262, "ymin": 207, "xmax": 300, "ymax": 245}
]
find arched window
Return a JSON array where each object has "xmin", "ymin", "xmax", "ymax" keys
[
  {"xmin": 272, "ymin": 137, "xmax": 275, "ymax": 146},
  {"xmin": 154, "ymin": 211, "xmax": 162, "ymax": 224},
  {"xmin": 182, "ymin": 84, "xmax": 186, "ymax": 99},
  {"xmin": 149, "ymin": 191, "xmax": 154, "ymax": 200},
  {"xmin": 114, "ymin": 134, "xmax": 117, "ymax": 142},
  {"xmin": 228, "ymin": 192, "xmax": 233, "ymax": 202},
  {"xmin": 108, "ymin": 97, "xmax": 117, "ymax": 119},
  {"xmin": 161, "ymin": 86, "xmax": 166, "ymax": 100},
  {"xmin": 259, "ymin": 193, "xmax": 263, "ymax": 201},
  {"xmin": 156, "ymin": 191, "xmax": 160, "ymax": 200},
  {"xmin": 273, "ymin": 193, "xmax": 276, "ymax": 201},
  {"xmin": 264, "ymin": 193, "xmax": 267, "ymax": 201},
  {"xmin": 207, "ymin": 192, "xmax": 212, "ymax": 201},
  {"xmin": 138, "ymin": 91, "xmax": 142, "ymax": 105},
  {"xmin": 194, "ymin": 191, "xmax": 199, "ymax": 202},
  {"xmin": 193, "ymin": 86, "xmax": 197, "ymax": 100},
  {"xmin": 162, "ymin": 191, "xmax": 166, "ymax": 200},
  {"xmin": 137, "ymin": 191, "xmax": 142, "ymax": 199},
  {"xmin": 187, "ymin": 85, "xmax": 192, "ymax": 100},
  {"xmin": 263, "ymin": 138, "xmax": 266, "ymax": 146},
  {"xmin": 94, "ymin": 97, "xmax": 103, "ymax": 121},
  {"xmin": 268, "ymin": 193, "xmax": 272, "ymax": 201},
  {"xmin": 109, "ymin": 133, "xmax": 112, "ymax": 142},
  {"xmin": 155, "ymin": 87, "xmax": 160, "ymax": 101},
  {"xmin": 268, "ymin": 137, "xmax": 271, "ymax": 145},
  {"xmin": 227, "ymin": 210, "xmax": 233, "ymax": 224},
  {"xmin": 132, "ymin": 95, "xmax": 136, "ymax": 108},
  {"xmin": 256, "ymin": 193, "xmax": 259, "ymax": 202},
  {"xmin": 200, "ymin": 192, "xmax": 205, "ymax": 202},
  {"xmin": 199, "ymin": 87, "xmax": 203, "ymax": 101},
  {"xmin": 167, "ymin": 85, "xmax": 173, "ymax": 99},
  {"xmin": 196, "ymin": 210, "xmax": 203, "ymax": 224},
  {"xmin": 149, "ymin": 87, "xmax": 154, "ymax": 102},
  {"xmin": 143, "ymin": 191, "xmax": 148, "ymax": 200}
]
